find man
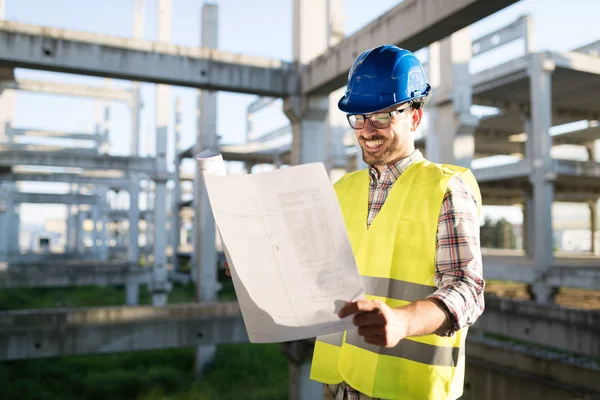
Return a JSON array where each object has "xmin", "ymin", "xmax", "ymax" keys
[{"xmin": 310, "ymin": 45, "xmax": 485, "ymax": 399}]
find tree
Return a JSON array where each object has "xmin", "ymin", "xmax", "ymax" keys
[{"xmin": 480, "ymin": 217, "xmax": 516, "ymax": 249}]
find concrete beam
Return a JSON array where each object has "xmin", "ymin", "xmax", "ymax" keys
[
  {"xmin": 545, "ymin": 266, "xmax": 600, "ymax": 290},
  {"xmin": 553, "ymin": 51, "xmax": 600, "ymax": 76},
  {"xmin": 472, "ymin": 55, "xmax": 530, "ymax": 97},
  {"xmin": 9, "ymin": 127, "xmax": 103, "ymax": 142},
  {"xmin": 474, "ymin": 296, "xmax": 600, "ymax": 358},
  {"xmin": 301, "ymin": 0, "xmax": 519, "ymax": 94},
  {"xmin": 0, "ymin": 172, "xmax": 129, "ymax": 188},
  {"xmin": 0, "ymin": 302, "xmax": 247, "ymax": 361},
  {"xmin": 473, "ymin": 160, "xmax": 530, "ymax": 182},
  {"xmin": 466, "ymin": 337, "xmax": 600, "ymax": 398},
  {"xmin": 483, "ymin": 255, "xmax": 600, "ymax": 290},
  {"xmin": 0, "ymin": 263, "xmax": 149, "ymax": 289},
  {"xmin": 0, "ymin": 21, "xmax": 297, "ymax": 97},
  {"xmin": 11, "ymin": 192, "xmax": 100, "ymax": 205},
  {"xmin": 554, "ymin": 160, "xmax": 600, "ymax": 178},
  {"xmin": 0, "ymin": 79, "xmax": 134, "ymax": 102},
  {"xmin": 2, "ymin": 298, "xmax": 599, "ymax": 366},
  {"xmin": 0, "ymin": 149, "xmax": 155, "ymax": 173},
  {"xmin": 472, "ymin": 15, "xmax": 532, "ymax": 57}
]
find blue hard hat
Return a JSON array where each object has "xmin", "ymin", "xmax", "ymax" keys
[{"xmin": 338, "ymin": 45, "xmax": 431, "ymax": 114}]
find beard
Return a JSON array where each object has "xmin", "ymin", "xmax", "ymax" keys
[{"xmin": 360, "ymin": 135, "xmax": 401, "ymax": 166}]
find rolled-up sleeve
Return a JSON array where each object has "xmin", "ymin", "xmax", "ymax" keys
[{"xmin": 427, "ymin": 175, "xmax": 485, "ymax": 336}]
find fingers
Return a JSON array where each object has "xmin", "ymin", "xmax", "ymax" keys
[
  {"xmin": 338, "ymin": 299, "xmax": 382, "ymax": 318},
  {"xmin": 357, "ymin": 325, "xmax": 383, "ymax": 337},
  {"xmin": 224, "ymin": 260, "xmax": 231, "ymax": 277},
  {"xmin": 353, "ymin": 311, "xmax": 385, "ymax": 327},
  {"xmin": 363, "ymin": 335, "xmax": 386, "ymax": 346}
]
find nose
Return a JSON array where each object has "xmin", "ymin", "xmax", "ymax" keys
[{"xmin": 360, "ymin": 121, "xmax": 378, "ymax": 138}]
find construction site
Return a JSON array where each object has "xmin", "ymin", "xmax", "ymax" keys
[{"xmin": 0, "ymin": 0, "xmax": 599, "ymax": 399}]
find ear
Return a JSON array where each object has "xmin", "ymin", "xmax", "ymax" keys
[{"xmin": 411, "ymin": 108, "xmax": 423, "ymax": 131}]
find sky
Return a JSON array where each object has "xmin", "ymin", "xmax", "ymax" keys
[{"xmin": 3, "ymin": 0, "xmax": 600, "ymax": 228}]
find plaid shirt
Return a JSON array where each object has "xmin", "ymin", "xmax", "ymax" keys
[{"xmin": 332, "ymin": 150, "xmax": 485, "ymax": 400}]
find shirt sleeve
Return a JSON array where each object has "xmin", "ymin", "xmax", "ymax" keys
[{"xmin": 427, "ymin": 175, "xmax": 485, "ymax": 336}]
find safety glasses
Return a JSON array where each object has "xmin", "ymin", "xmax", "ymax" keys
[{"xmin": 347, "ymin": 105, "xmax": 412, "ymax": 130}]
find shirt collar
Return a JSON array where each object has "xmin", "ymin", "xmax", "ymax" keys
[{"xmin": 368, "ymin": 150, "xmax": 424, "ymax": 185}]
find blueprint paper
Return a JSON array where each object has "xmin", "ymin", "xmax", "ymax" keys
[{"xmin": 196, "ymin": 151, "xmax": 364, "ymax": 343}]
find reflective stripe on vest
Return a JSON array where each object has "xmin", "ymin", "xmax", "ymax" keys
[
  {"xmin": 362, "ymin": 276, "xmax": 436, "ymax": 302},
  {"xmin": 345, "ymin": 330, "xmax": 459, "ymax": 367}
]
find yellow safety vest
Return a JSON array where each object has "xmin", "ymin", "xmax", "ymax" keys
[{"xmin": 310, "ymin": 159, "xmax": 481, "ymax": 400}]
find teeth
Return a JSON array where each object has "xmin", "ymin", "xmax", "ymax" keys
[{"xmin": 365, "ymin": 140, "xmax": 384, "ymax": 148}]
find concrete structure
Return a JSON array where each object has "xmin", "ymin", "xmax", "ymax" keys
[
  {"xmin": 0, "ymin": 262, "xmax": 149, "ymax": 289},
  {"xmin": 2, "ymin": 298, "xmax": 599, "ymax": 400},
  {"xmin": 191, "ymin": 1, "xmax": 221, "ymax": 376},
  {"xmin": 412, "ymin": 15, "xmax": 600, "ymax": 303},
  {"xmin": 0, "ymin": 20, "xmax": 297, "ymax": 97},
  {"xmin": 148, "ymin": 0, "xmax": 172, "ymax": 308},
  {"xmin": 464, "ymin": 337, "xmax": 600, "ymax": 399},
  {"xmin": 473, "ymin": 296, "xmax": 600, "ymax": 358},
  {"xmin": 301, "ymin": 0, "xmax": 519, "ymax": 94},
  {"xmin": 2, "ymin": 0, "xmax": 600, "ymax": 398},
  {"xmin": 0, "ymin": 302, "xmax": 246, "ymax": 361},
  {"xmin": 483, "ymin": 253, "xmax": 600, "ymax": 289}
]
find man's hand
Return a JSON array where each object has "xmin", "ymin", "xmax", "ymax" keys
[
  {"xmin": 224, "ymin": 260, "xmax": 231, "ymax": 277},
  {"xmin": 339, "ymin": 299, "xmax": 407, "ymax": 348}
]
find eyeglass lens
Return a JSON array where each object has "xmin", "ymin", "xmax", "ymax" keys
[{"xmin": 348, "ymin": 113, "xmax": 390, "ymax": 129}]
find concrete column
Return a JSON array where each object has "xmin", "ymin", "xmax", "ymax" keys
[
  {"xmin": 281, "ymin": 2, "xmax": 333, "ymax": 398},
  {"xmin": 77, "ymin": 210, "xmax": 86, "ymax": 253},
  {"xmin": 283, "ymin": 340, "xmax": 322, "ymax": 400},
  {"xmin": 171, "ymin": 97, "xmax": 182, "ymax": 271},
  {"xmin": 66, "ymin": 184, "xmax": 78, "ymax": 252},
  {"xmin": 145, "ymin": 181, "xmax": 152, "ymax": 262},
  {"xmin": 286, "ymin": 0, "xmax": 330, "ymax": 168},
  {"xmin": 285, "ymin": 96, "xmax": 329, "ymax": 166},
  {"xmin": 128, "ymin": 175, "xmax": 140, "ymax": 264},
  {"xmin": 131, "ymin": 87, "xmax": 142, "ymax": 156},
  {"xmin": 150, "ymin": 0, "xmax": 172, "ymax": 307},
  {"xmin": 91, "ymin": 205, "xmax": 99, "ymax": 257},
  {"xmin": 192, "ymin": 2, "xmax": 220, "ymax": 376},
  {"xmin": 73, "ymin": 204, "xmax": 81, "ymax": 254},
  {"xmin": 0, "ymin": 0, "xmax": 4, "ymax": 19},
  {"xmin": 94, "ymin": 83, "xmax": 111, "ymax": 154},
  {"xmin": 171, "ymin": 97, "xmax": 181, "ymax": 271},
  {"xmin": 130, "ymin": 0, "xmax": 143, "ymax": 156},
  {"xmin": 193, "ymin": 1, "xmax": 220, "ymax": 302},
  {"xmin": 527, "ymin": 54, "xmax": 556, "ymax": 304},
  {"xmin": 102, "ymin": 92, "xmax": 110, "ymax": 153},
  {"xmin": 172, "ymin": 161, "xmax": 181, "ymax": 271},
  {"xmin": 522, "ymin": 190, "xmax": 535, "ymax": 258},
  {"xmin": 65, "ymin": 207, "xmax": 73, "ymax": 251},
  {"xmin": 9, "ymin": 203, "xmax": 20, "ymax": 255},
  {"xmin": 0, "ymin": 80, "xmax": 15, "ymax": 145},
  {"xmin": 585, "ymin": 141, "xmax": 596, "ymax": 162},
  {"xmin": 0, "ymin": 186, "xmax": 9, "ymax": 266},
  {"xmin": 126, "ymin": 175, "xmax": 140, "ymax": 309},
  {"xmin": 99, "ymin": 194, "xmax": 109, "ymax": 261},
  {"xmin": 590, "ymin": 200, "xmax": 597, "ymax": 255},
  {"xmin": 427, "ymin": 29, "xmax": 478, "ymax": 167}
]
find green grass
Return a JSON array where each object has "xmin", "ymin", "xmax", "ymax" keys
[
  {"xmin": 0, "ymin": 344, "xmax": 288, "ymax": 400},
  {"xmin": 0, "ymin": 277, "xmax": 235, "ymax": 311},
  {"xmin": 0, "ymin": 276, "xmax": 288, "ymax": 399}
]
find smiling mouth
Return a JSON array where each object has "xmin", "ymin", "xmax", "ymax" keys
[{"xmin": 363, "ymin": 139, "xmax": 384, "ymax": 150}]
